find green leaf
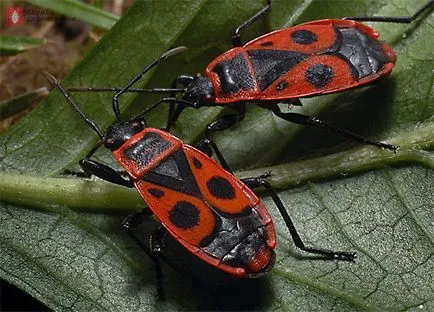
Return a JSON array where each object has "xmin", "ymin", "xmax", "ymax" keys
[
  {"xmin": 1, "ymin": 0, "xmax": 433, "ymax": 311},
  {"xmin": 26, "ymin": 0, "xmax": 119, "ymax": 30},
  {"xmin": 0, "ymin": 88, "xmax": 49, "ymax": 119},
  {"xmin": 0, "ymin": 36, "xmax": 46, "ymax": 56}
]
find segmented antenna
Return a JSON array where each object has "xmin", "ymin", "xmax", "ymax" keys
[
  {"xmin": 67, "ymin": 87, "xmax": 186, "ymax": 93},
  {"xmin": 112, "ymin": 46, "xmax": 188, "ymax": 121},
  {"xmin": 42, "ymin": 72, "xmax": 104, "ymax": 139}
]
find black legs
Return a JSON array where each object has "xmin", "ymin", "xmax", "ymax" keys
[
  {"xmin": 344, "ymin": 0, "xmax": 433, "ymax": 23},
  {"xmin": 122, "ymin": 211, "xmax": 165, "ymax": 298},
  {"xmin": 165, "ymin": 75, "xmax": 196, "ymax": 131},
  {"xmin": 242, "ymin": 176, "xmax": 356, "ymax": 261},
  {"xmin": 196, "ymin": 125, "xmax": 356, "ymax": 261},
  {"xmin": 272, "ymin": 105, "xmax": 398, "ymax": 152},
  {"xmin": 195, "ymin": 115, "xmax": 250, "ymax": 173},
  {"xmin": 79, "ymin": 158, "xmax": 134, "ymax": 187},
  {"xmin": 232, "ymin": 0, "xmax": 272, "ymax": 47},
  {"xmin": 199, "ymin": 103, "xmax": 398, "ymax": 153},
  {"xmin": 77, "ymin": 142, "xmax": 168, "ymax": 287},
  {"xmin": 196, "ymin": 138, "xmax": 233, "ymax": 174},
  {"xmin": 76, "ymin": 141, "xmax": 135, "ymax": 187}
]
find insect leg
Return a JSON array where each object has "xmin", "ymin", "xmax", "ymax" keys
[
  {"xmin": 272, "ymin": 106, "xmax": 398, "ymax": 152},
  {"xmin": 165, "ymin": 104, "xmax": 187, "ymax": 131},
  {"xmin": 241, "ymin": 177, "xmax": 357, "ymax": 261},
  {"xmin": 150, "ymin": 226, "xmax": 169, "ymax": 255},
  {"xmin": 67, "ymin": 87, "xmax": 184, "ymax": 93},
  {"xmin": 343, "ymin": 0, "xmax": 433, "ymax": 23},
  {"xmin": 79, "ymin": 141, "xmax": 135, "ymax": 187},
  {"xmin": 122, "ymin": 210, "xmax": 165, "ymax": 299},
  {"xmin": 195, "ymin": 137, "xmax": 233, "ymax": 174},
  {"xmin": 195, "ymin": 112, "xmax": 246, "ymax": 172},
  {"xmin": 196, "ymin": 102, "xmax": 246, "ymax": 135},
  {"xmin": 208, "ymin": 113, "xmax": 245, "ymax": 133},
  {"xmin": 166, "ymin": 75, "xmax": 195, "ymax": 130},
  {"xmin": 232, "ymin": 0, "xmax": 272, "ymax": 47}
]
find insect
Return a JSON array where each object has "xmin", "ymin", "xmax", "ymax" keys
[
  {"xmin": 44, "ymin": 48, "xmax": 355, "ymax": 294},
  {"xmin": 70, "ymin": 0, "xmax": 433, "ymax": 151}
]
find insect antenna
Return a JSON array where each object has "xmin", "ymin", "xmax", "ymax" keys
[
  {"xmin": 112, "ymin": 46, "xmax": 188, "ymax": 122},
  {"xmin": 42, "ymin": 71, "xmax": 104, "ymax": 139},
  {"xmin": 67, "ymin": 87, "xmax": 186, "ymax": 93}
]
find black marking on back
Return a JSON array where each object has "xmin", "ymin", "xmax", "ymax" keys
[
  {"xmin": 207, "ymin": 176, "xmax": 236, "ymax": 199},
  {"xmin": 192, "ymin": 157, "xmax": 202, "ymax": 169},
  {"xmin": 169, "ymin": 201, "xmax": 200, "ymax": 229},
  {"xmin": 201, "ymin": 205, "xmax": 268, "ymax": 264},
  {"xmin": 248, "ymin": 50, "xmax": 308, "ymax": 90},
  {"xmin": 212, "ymin": 53, "xmax": 256, "ymax": 94},
  {"xmin": 291, "ymin": 29, "xmax": 317, "ymax": 45},
  {"xmin": 259, "ymin": 41, "xmax": 274, "ymax": 47},
  {"xmin": 142, "ymin": 149, "xmax": 201, "ymax": 197},
  {"xmin": 199, "ymin": 204, "xmax": 255, "ymax": 248},
  {"xmin": 326, "ymin": 26, "xmax": 343, "ymax": 54},
  {"xmin": 148, "ymin": 188, "xmax": 165, "ymax": 198},
  {"xmin": 221, "ymin": 227, "xmax": 268, "ymax": 268},
  {"xmin": 305, "ymin": 64, "xmax": 334, "ymax": 88},
  {"xmin": 198, "ymin": 203, "xmax": 256, "ymax": 248},
  {"xmin": 152, "ymin": 157, "xmax": 181, "ymax": 180},
  {"xmin": 123, "ymin": 132, "xmax": 173, "ymax": 169},
  {"xmin": 241, "ymin": 205, "xmax": 252, "ymax": 215},
  {"xmin": 276, "ymin": 80, "xmax": 289, "ymax": 91},
  {"xmin": 334, "ymin": 27, "xmax": 389, "ymax": 79},
  {"xmin": 199, "ymin": 214, "xmax": 223, "ymax": 247}
]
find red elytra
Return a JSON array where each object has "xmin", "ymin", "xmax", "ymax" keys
[
  {"xmin": 113, "ymin": 128, "xmax": 276, "ymax": 276},
  {"xmin": 206, "ymin": 19, "xmax": 396, "ymax": 104},
  {"xmin": 205, "ymin": 19, "xmax": 396, "ymax": 104}
]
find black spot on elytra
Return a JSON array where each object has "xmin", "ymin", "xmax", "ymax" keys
[
  {"xmin": 199, "ymin": 235, "xmax": 214, "ymax": 247},
  {"xmin": 169, "ymin": 201, "xmax": 200, "ymax": 229},
  {"xmin": 291, "ymin": 29, "xmax": 318, "ymax": 45},
  {"xmin": 305, "ymin": 64, "xmax": 334, "ymax": 88},
  {"xmin": 148, "ymin": 188, "xmax": 164, "ymax": 198},
  {"xmin": 207, "ymin": 176, "xmax": 236, "ymax": 200},
  {"xmin": 259, "ymin": 41, "xmax": 273, "ymax": 46},
  {"xmin": 276, "ymin": 80, "xmax": 289, "ymax": 91},
  {"xmin": 242, "ymin": 205, "xmax": 252, "ymax": 215},
  {"xmin": 199, "ymin": 212, "xmax": 222, "ymax": 247},
  {"xmin": 248, "ymin": 49, "xmax": 308, "ymax": 90},
  {"xmin": 192, "ymin": 157, "xmax": 202, "ymax": 169}
]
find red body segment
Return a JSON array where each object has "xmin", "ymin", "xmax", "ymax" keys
[
  {"xmin": 205, "ymin": 19, "xmax": 396, "ymax": 104},
  {"xmin": 113, "ymin": 128, "xmax": 182, "ymax": 179},
  {"xmin": 113, "ymin": 128, "xmax": 276, "ymax": 276}
]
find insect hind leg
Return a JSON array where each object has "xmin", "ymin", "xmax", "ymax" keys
[
  {"xmin": 122, "ymin": 210, "xmax": 165, "ymax": 299},
  {"xmin": 241, "ymin": 177, "xmax": 356, "ymax": 261},
  {"xmin": 272, "ymin": 105, "xmax": 398, "ymax": 152},
  {"xmin": 343, "ymin": 0, "xmax": 433, "ymax": 23},
  {"xmin": 232, "ymin": 0, "xmax": 272, "ymax": 47}
]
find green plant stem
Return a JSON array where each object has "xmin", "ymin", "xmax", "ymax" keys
[
  {"xmin": 0, "ymin": 173, "xmax": 144, "ymax": 211},
  {"xmin": 241, "ymin": 122, "xmax": 434, "ymax": 189},
  {"xmin": 1, "ymin": 122, "xmax": 432, "ymax": 212}
]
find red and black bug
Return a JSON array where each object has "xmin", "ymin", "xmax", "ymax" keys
[
  {"xmin": 44, "ymin": 48, "xmax": 355, "ymax": 294},
  {"xmin": 70, "ymin": 0, "xmax": 433, "ymax": 151}
]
